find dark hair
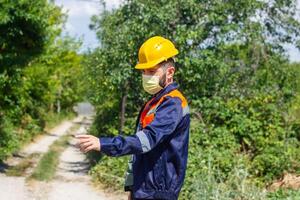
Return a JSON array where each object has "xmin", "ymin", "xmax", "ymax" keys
[{"xmin": 159, "ymin": 58, "xmax": 176, "ymax": 71}]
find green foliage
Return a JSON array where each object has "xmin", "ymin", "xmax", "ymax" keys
[
  {"xmin": 0, "ymin": 115, "xmax": 19, "ymax": 160},
  {"xmin": 89, "ymin": 155, "xmax": 129, "ymax": 190},
  {"xmin": 0, "ymin": 0, "xmax": 64, "ymax": 68},
  {"xmin": 192, "ymin": 93, "xmax": 299, "ymax": 181},
  {"xmin": 43, "ymin": 111, "xmax": 75, "ymax": 130},
  {"xmin": 0, "ymin": 1, "xmax": 84, "ymax": 161},
  {"xmin": 85, "ymin": 0, "xmax": 300, "ymax": 198},
  {"xmin": 288, "ymin": 62, "xmax": 300, "ymax": 124},
  {"xmin": 180, "ymin": 156, "xmax": 267, "ymax": 200},
  {"xmin": 267, "ymin": 189, "xmax": 300, "ymax": 200},
  {"xmin": 85, "ymin": 0, "xmax": 300, "ymax": 134},
  {"xmin": 181, "ymin": 105, "xmax": 299, "ymax": 199}
]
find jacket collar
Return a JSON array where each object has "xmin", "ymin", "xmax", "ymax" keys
[{"xmin": 152, "ymin": 82, "xmax": 178, "ymax": 103}]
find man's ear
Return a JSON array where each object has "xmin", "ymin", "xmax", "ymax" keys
[{"xmin": 167, "ymin": 66, "xmax": 175, "ymax": 78}]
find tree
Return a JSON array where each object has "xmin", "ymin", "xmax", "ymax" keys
[
  {"xmin": 0, "ymin": 0, "xmax": 64, "ymax": 70},
  {"xmin": 86, "ymin": 0, "xmax": 300, "ymax": 132},
  {"xmin": 86, "ymin": 1, "xmax": 300, "ymax": 198},
  {"xmin": 0, "ymin": 1, "xmax": 84, "ymax": 161}
]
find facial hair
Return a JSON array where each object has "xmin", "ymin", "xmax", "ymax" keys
[{"xmin": 159, "ymin": 72, "xmax": 167, "ymax": 88}]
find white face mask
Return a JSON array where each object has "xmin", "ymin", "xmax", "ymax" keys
[{"xmin": 142, "ymin": 74, "xmax": 163, "ymax": 95}]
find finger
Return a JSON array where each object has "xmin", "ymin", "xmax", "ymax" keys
[
  {"xmin": 80, "ymin": 142, "xmax": 93, "ymax": 152},
  {"xmin": 80, "ymin": 141, "xmax": 93, "ymax": 149},
  {"xmin": 75, "ymin": 134, "xmax": 91, "ymax": 139},
  {"xmin": 79, "ymin": 138, "xmax": 91, "ymax": 143},
  {"xmin": 83, "ymin": 144, "xmax": 95, "ymax": 153},
  {"xmin": 76, "ymin": 138, "xmax": 90, "ymax": 148}
]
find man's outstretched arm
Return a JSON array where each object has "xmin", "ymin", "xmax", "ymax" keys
[{"xmin": 76, "ymin": 97, "xmax": 183, "ymax": 156}]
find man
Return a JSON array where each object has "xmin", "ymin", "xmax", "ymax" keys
[{"xmin": 76, "ymin": 36, "xmax": 190, "ymax": 200}]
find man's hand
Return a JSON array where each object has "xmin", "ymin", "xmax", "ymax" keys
[
  {"xmin": 128, "ymin": 192, "xmax": 132, "ymax": 200},
  {"xmin": 75, "ymin": 134, "xmax": 101, "ymax": 153}
]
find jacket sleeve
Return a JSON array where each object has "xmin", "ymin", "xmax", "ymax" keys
[{"xmin": 99, "ymin": 96, "xmax": 183, "ymax": 157}]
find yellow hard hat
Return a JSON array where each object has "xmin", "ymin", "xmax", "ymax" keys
[{"xmin": 135, "ymin": 36, "xmax": 179, "ymax": 69}]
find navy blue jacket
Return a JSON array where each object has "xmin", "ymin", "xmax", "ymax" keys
[{"xmin": 100, "ymin": 83, "xmax": 190, "ymax": 200}]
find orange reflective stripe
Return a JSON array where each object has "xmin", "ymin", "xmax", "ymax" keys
[
  {"xmin": 142, "ymin": 112, "xmax": 155, "ymax": 128},
  {"xmin": 140, "ymin": 97, "xmax": 155, "ymax": 126},
  {"xmin": 157, "ymin": 89, "xmax": 188, "ymax": 108},
  {"xmin": 140, "ymin": 89, "xmax": 188, "ymax": 129}
]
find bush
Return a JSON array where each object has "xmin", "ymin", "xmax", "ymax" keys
[
  {"xmin": 180, "ymin": 156, "xmax": 267, "ymax": 200},
  {"xmin": 89, "ymin": 155, "xmax": 129, "ymax": 191},
  {"xmin": 0, "ymin": 115, "xmax": 19, "ymax": 160},
  {"xmin": 88, "ymin": 92, "xmax": 300, "ymax": 199},
  {"xmin": 190, "ymin": 94, "xmax": 300, "ymax": 183}
]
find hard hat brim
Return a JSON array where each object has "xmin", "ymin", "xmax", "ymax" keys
[{"xmin": 135, "ymin": 49, "xmax": 178, "ymax": 70}]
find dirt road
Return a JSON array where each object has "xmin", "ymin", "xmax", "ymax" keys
[{"xmin": 0, "ymin": 102, "xmax": 126, "ymax": 200}]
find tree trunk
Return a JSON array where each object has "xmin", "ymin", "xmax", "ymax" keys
[
  {"xmin": 56, "ymin": 87, "xmax": 62, "ymax": 113},
  {"xmin": 119, "ymin": 87, "xmax": 128, "ymax": 134}
]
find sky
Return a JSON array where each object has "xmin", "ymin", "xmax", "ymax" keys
[
  {"xmin": 55, "ymin": 0, "xmax": 121, "ymax": 50},
  {"xmin": 55, "ymin": 0, "xmax": 300, "ymax": 62}
]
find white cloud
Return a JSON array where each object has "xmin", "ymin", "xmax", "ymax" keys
[
  {"xmin": 65, "ymin": 21, "xmax": 75, "ymax": 32},
  {"xmin": 55, "ymin": 0, "xmax": 123, "ymax": 18},
  {"xmin": 54, "ymin": 0, "xmax": 123, "ymax": 51},
  {"xmin": 56, "ymin": 0, "xmax": 101, "ymax": 18},
  {"xmin": 104, "ymin": 0, "xmax": 123, "ymax": 10}
]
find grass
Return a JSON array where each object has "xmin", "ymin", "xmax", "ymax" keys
[
  {"xmin": 3, "ymin": 111, "xmax": 77, "ymax": 178},
  {"xmin": 267, "ymin": 189, "xmax": 300, "ymax": 200},
  {"xmin": 179, "ymin": 159, "xmax": 268, "ymax": 200},
  {"xmin": 5, "ymin": 153, "xmax": 40, "ymax": 176},
  {"xmin": 29, "ymin": 135, "xmax": 69, "ymax": 181},
  {"xmin": 44, "ymin": 111, "xmax": 76, "ymax": 130},
  {"xmin": 89, "ymin": 153, "xmax": 300, "ymax": 200},
  {"xmin": 25, "ymin": 111, "xmax": 76, "ymax": 180},
  {"xmin": 89, "ymin": 155, "xmax": 128, "ymax": 191}
]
